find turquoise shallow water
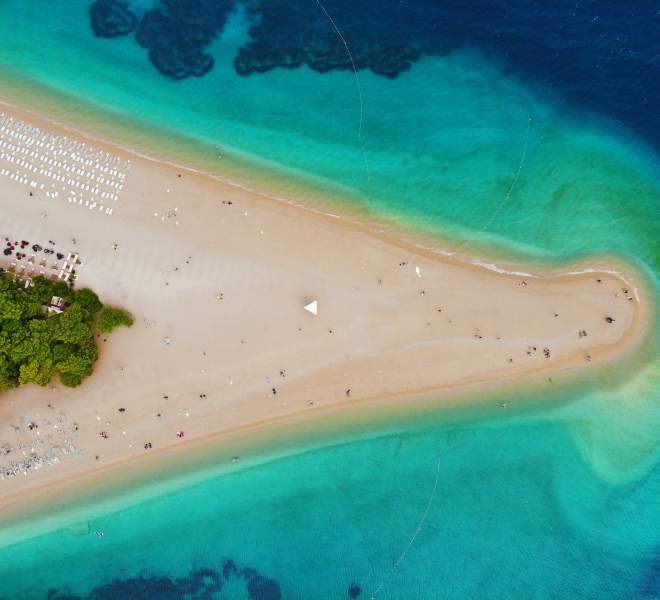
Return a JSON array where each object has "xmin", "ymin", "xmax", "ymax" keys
[
  {"xmin": 0, "ymin": 370, "xmax": 658, "ymax": 599},
  {"xmin": 0, "ymin": 1, "xmax": 658, "ymax": 599}
]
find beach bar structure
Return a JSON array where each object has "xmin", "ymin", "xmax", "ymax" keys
[{"xmin": 47, "ymin": 295, "xmax": 65, "ymax": 315}]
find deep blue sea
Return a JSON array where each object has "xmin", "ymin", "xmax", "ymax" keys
[{"xmin": 0, "ymin": 1, "xmax": 658, "ymax": 599}]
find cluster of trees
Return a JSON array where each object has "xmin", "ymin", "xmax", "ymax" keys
[
  {"xmin": 98, "ymin": 306, "xmax": 134, "ymax": 333},
  {"xmin": 0, "ymin": 273, "xmax": 133, "ymax": 391}
]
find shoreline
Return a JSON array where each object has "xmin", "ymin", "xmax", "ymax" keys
[
  {"xmin": 0, "ymin": 335, "xmax": 653, "ymax": 550},
  {"xmin": 1, "ymin": 64, "xmax": 656, "ymax": 274},
  {"xmin": 0, "ymin": 97, "xmax": 653, "ymax": 536},
  {"xmin": 0, "ymin": 94, "xmax": 653, "ymax": 283}
]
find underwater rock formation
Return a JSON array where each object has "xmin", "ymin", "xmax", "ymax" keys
[
  {"xmin": 638, "ymin": 548, "xmax": 660, "ymax": 598},
  {"xmin": 232, "ymin": 0, "xmax": 442, "ymax": 79},
  {"xmin": 43, "ymin": 560, "xmax": 281, "ymax": 600},
  {"xmin": 241, "ymin": 567, "xmax": 282, "ymax": 600},
  {"xmin": 89, "ymin": 0, "xmax": 138, "ymax": 38},
  {"xmin": 86, "ymin": 0, "xmax": 660, "ymax": 149},
  {"xmin": 135, "ymin": 0, "xmax": 233, "ymax": 80}
]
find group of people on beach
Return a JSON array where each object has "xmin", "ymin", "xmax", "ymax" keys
[{"xmin": 0, "ymin": 404, "xmax": 79, "ymax": 481}]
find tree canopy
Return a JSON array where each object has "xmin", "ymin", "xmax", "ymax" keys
[
  {"xmin": 98, "ymin": 306, "xmax": 134, "ymax": 333},
  {"xmin": 0, "ymin": 272, "xmax": 132, "ymax": 391}
]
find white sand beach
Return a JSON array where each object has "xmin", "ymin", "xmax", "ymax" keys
[{"xmin": 0, "ymin": 102, "xmax": 649, "ymax": 512}]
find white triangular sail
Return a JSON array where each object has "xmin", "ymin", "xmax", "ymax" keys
[{"xmin": 304, "ymin": 300, "xmax": 318, "ymax": 316}]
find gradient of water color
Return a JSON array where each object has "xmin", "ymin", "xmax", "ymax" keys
[{"xmin": 0, "ymin": 1, "xmax": 658, "ymax": 599}]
